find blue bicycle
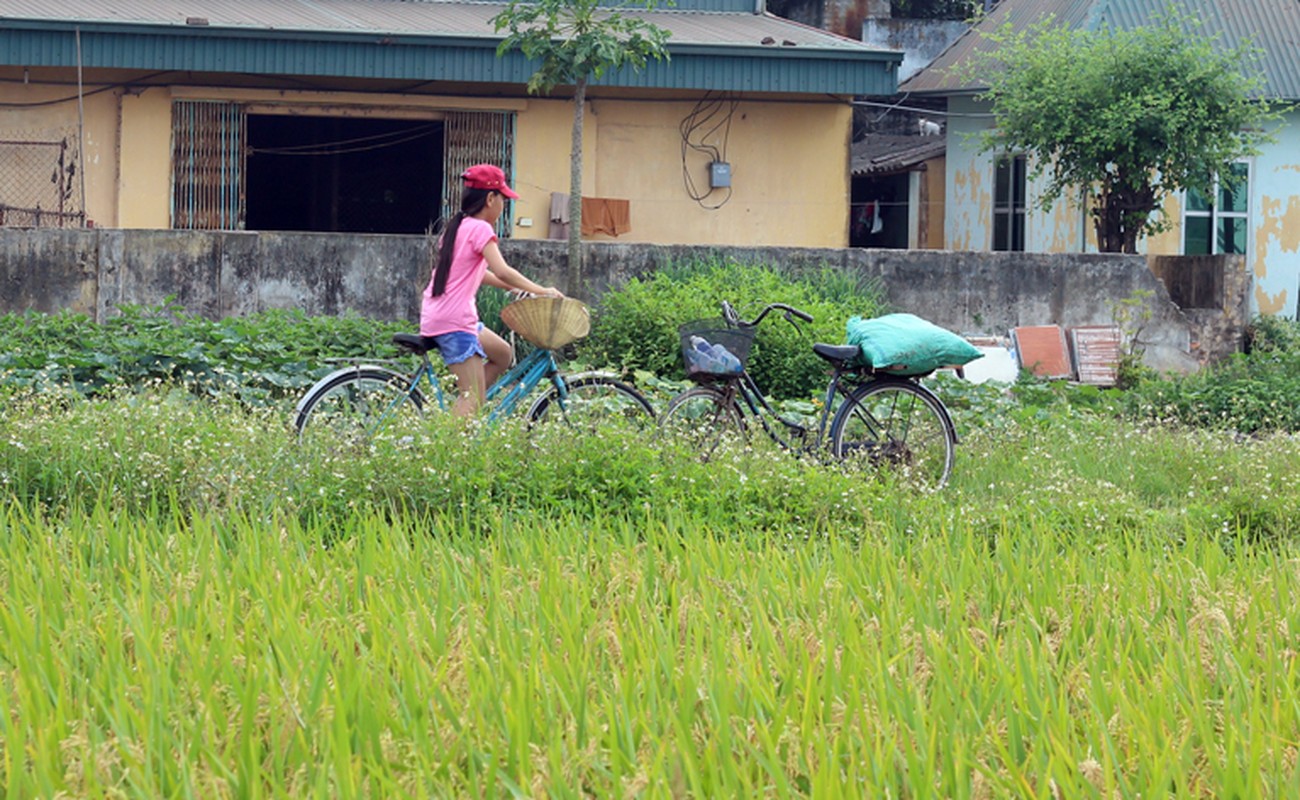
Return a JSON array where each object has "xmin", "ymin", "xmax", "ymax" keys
[{"xmin": 294, "ymin": 296, "xmax": 654, "ymax": 448}]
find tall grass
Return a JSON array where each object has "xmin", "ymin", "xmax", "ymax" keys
[
  {"xmin": 2, "ymin": 501, "xmax": 1298, "ymax": 796},
  {"xmin": 4, "ymin": 391, "xmax": 1300, "ymax": 796}
]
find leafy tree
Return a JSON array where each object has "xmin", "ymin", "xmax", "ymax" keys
[
  {"xmin": 969, "ymin": 10, "xmax": 1277, "ymax": 253},
  {"xmin": 493, "ymin": 0, "xmax": 670, "ymax": 294}
]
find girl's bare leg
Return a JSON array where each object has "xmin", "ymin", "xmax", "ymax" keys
[
  {"xmin": 479, "ymin": 327, "xmax": 514, "ymax": 390},
  {"xmin": 447, "ymin": 356, "xmax": 487, "ymax": 418}
]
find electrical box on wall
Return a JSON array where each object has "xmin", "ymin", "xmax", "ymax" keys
[{"xmin": 709, "ymin": 161, "xmax": 731, "ymax": 188}]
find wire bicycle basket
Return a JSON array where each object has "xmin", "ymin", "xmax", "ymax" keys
[{"xmin": 679, "ymin": 319, "xmax": 754, "ymax": 381}]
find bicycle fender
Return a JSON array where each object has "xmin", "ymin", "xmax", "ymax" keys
[{"xmin": 294, "ymin": 364, "xmax": 406, "ymax": 415}]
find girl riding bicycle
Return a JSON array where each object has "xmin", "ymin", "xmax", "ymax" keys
[{"xmin": 421, "ymin": 164, "xmax": 563, "ymax": 417}]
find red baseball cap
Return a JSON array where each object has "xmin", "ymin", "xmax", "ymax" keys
[{"xmin": 461, "ymin": 164, "xmax": 519, "ymax": 199}]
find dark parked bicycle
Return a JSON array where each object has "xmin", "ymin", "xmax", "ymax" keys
[{"xmin": 659, "ymin": 300, "xmax": 958, "ymax": 490}]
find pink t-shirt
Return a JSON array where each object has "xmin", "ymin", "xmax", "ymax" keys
[{"xmin": 419, "ymin": 217, "xmax": 497, "ymax": 336}]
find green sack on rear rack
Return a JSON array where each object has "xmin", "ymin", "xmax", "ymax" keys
[{"xmin": 846, "ymin": 313, "xmax": 982, "ymax": 376}]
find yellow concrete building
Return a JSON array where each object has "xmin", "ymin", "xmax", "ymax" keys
[{"xmin": 0, "ymin": 0, "xmax": 901, "ymax": 248}]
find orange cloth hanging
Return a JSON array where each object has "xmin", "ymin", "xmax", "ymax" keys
[{"xmin": 580, "ymin": 197, "xmax": 631, "ymax": 237}]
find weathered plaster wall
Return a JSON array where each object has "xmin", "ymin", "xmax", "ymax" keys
[
  {"xmin": 768, "ymin": 0, "xmax": 889, "ymax": 39},
  {"xmin": 945, "ymin": 95, "xmax": 1087, "ymax": 254},
  {"xmin": 2, "ymin": 228, "xmax": 1241, "ymax": 375},
  {"xmin": 523, "ymin": 96, "xmax": 853, "ymax": 247},
  {"xmin": 1251, "ymin": 109, "xmax": 1300, "ymax": 317},
  {"xmin": 944, "ymin": 99, "xmax": 984, "ymax": 252},
  {"xmin": 861, "ymin": 18, "xmax": 968, "ymax": 83},
  {"xmin": 0, "ymin": 67, "xmax": 121, "ymax": 227},
  {"xmin": 823, "ymin": 0, "xmax": 891, "ymax": 40},
  {"xmin": 117, "ymin": 89, "xmax": 173, "ymax": 229},
  {"xmin": 1147, "ymin": 254, "xmax": 1251, "ymax": 362}
]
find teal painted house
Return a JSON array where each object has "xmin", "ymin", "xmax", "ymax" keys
[{"xmin": 903, "ymin": 0, "xmax": 1300, "ymax": 317}]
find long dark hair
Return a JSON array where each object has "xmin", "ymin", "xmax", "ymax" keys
[{"xmin": 429, "ymin": 187, "xmax": 493, "ymax": 297}]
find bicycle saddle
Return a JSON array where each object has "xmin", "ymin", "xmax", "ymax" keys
[
  {"xmin": 812, "ymin": 343, "xmax": 862, "ymax": 366},
  {"xmin": 392, "ymin": 333, "xmax": 432, "ymax": 355}
]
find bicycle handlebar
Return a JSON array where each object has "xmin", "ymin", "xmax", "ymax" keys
[{"xmin": 721, "ymin": 300, "xmax": 814, "ymax": 328}]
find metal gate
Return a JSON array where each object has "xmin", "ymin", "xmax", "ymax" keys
[
  {"xmin": 172, "ymin": 100, "xmax": 246, "ymax": 230},
  {"xmin": 0, "ymin": 138, "xmax": 85, "ymax": 228},
  {"xmin": 443, "ymin": 111, "xmax": 517, "ymax": 237}
]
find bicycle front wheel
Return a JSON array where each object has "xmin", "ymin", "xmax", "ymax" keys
[
  {"xmin": 294, "ymin": 367, "xmax": 425, "ymax": 453},
  {"xmin": 829, "ymin": 379, "xmax": 955, "ymax": 490},
  {"xmin": 658, "ymin": 385, "xmax": 747, "ymax": 462},
  {"xmin": 526, "ymin": 375, "xmax": 655, "ymax": 434}
]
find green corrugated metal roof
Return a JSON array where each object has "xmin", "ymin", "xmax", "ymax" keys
[
  {"xmin": 903, "ymin": 0, "xmax": 1300, "ymax": 100},
  {"xmin": 0, "ymin": 0, "xmax": 902, "ymax": 96}
]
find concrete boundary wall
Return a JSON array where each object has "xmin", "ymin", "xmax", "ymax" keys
[{"xmin": 1, "ymin": 229, "xmax": 1248, "ymax": 374}]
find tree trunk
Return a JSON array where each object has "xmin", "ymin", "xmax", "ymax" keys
[
  {"xmin": 1094, "ymin": 183, "xmax": 1154, "ymax": 254},
  {"xmin": 566, "ymin": 76, "xmax": 587, "ymax": 297}
]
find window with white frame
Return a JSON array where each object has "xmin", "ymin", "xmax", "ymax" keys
[
  {"xmin": 1183, "ymin": 161, "xmax": 1250, "ymax": 255},
  {"xmin": 993, "ymin": 154, "xmax": 1026, "ymax": 251}
]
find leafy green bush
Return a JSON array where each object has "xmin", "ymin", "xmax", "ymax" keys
[
  {"xmin": 1124, "ymin": 315, "xmax": 1300, "ymax": 433},
  {"xmin": 0, "ymin": 303, "xmax": 408, "ymax": 403},
  {"xmin": 582, "ymin": 257, "xmax": 887, "ymax": 399},
  {"xmin": 1124, "ymin": 352, "xmax": 1300, "ymax": 433},
  {"xmin": 1246, "ymin": 313, "xmax": 1300, "ymax": 354}
]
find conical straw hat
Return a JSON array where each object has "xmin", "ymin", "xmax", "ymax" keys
[{"xmin": 500, "ymin": 296, "xmax": 591, "ymax": 349}]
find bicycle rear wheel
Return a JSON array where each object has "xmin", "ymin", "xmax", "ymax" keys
[
  {"xmin": 294, "ymin": 367, "xmax": 425, "ymax": 453},
  {"xmin": 658, "ymin": 385, "xmax": 747, "ymax": 461},
  {"xmin": 526, "ymin": 375, "xmax": 655, "ymax": 433},
  {"xmin": 829, "ymin": 379, "xmax": 955, "ymax": 490}
]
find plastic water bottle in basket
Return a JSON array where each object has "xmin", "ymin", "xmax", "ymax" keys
[
  {"xmin": 680, "ymin": 321, "xmax": 752, "ymax": 380},
  {"xmin": 712, "ymin": 343, "xmax": 742, "ymax": 373},
  {"xmin": 687, "ymin": 336, "xmax": 723, "ymax": 374}
]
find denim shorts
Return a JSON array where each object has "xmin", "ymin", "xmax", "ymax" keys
[{"xmin": 423, "ymin": 323, "xmax": 486, "ymax": 366}]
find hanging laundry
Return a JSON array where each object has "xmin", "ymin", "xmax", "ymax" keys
[
  {"xmin": 580, "ymin": 197, "xmax": 631, "ymax": 237},
  {"xmin": 549, "ymin": 192, "xmax": 570, "ymax": 239}
]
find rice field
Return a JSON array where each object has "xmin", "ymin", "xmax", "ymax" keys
[{"xmin": 2, "ymin": 389, "xmax": 1299, "ymax": 797}]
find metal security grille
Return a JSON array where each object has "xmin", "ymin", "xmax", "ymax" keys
[
  {"xmin": 0, "ymin": 138, "xmax": 85, "ymax": 228},
  {"xmin": 443, "ymin": 111, "xmax": 516, "ymax": 237},
  {"xmin": 172, "ymin": 100, "xmax": 246, "ymax": 230}
]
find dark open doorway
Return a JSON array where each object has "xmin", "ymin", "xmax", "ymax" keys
[
  {"xmin": 245, "ymin": 115, "xmax": 443, "ymax": 234},
  {"xmin": 851, "ymin": 173, "xmax": 909, "ymax": 249}
]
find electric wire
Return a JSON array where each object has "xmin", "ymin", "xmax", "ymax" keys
[
  {"xmin": 679, "ymin": 91, "xmax": 739, "ymax": 210},
  {"xmin": 248, "ymin": 123, "xmax": 439, "ymax": 157},
  {"xmin": 851, "ymin": 98, "xmax": 997, "ymax": 118},
  {"xmin": 0, "ymin": 72, "xmax": 177, "ymax": 107}
]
